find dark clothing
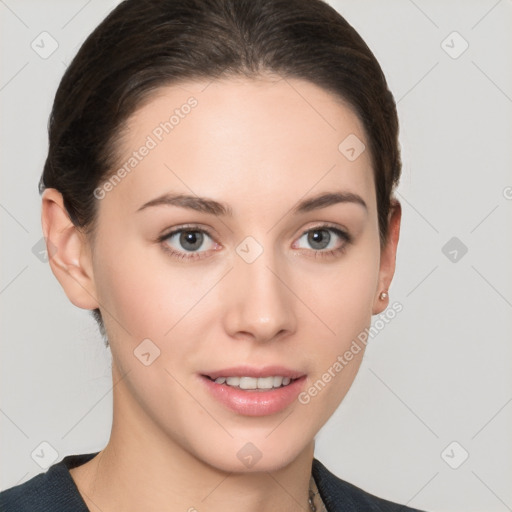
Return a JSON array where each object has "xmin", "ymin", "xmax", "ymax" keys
[{"xmin": 0, "ymin": 452, "xmax": 427, "ymax": 511}]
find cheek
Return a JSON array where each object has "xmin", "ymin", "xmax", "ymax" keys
[
  {"xmin": 93, "ymin": 233, "xmax": 223, "ymax": 361},
  {"xmin": 92, "ymin": 242, "xmax": 203, "ymax": 411},
  {"xmin": 91, "ymin": 235, "xmax": 177, "ymax": 340},
  {"xmin": 302, "ymin": 241, "xmax": 380, "ymax": 347},
  {"xmin": 295, "ymin": 235, "xmax": 380, "ymax": 407},
  {"xmin": 94, "ymin": 213, "xmax": 381, "ymax": 345}
]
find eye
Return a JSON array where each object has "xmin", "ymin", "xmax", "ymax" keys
[
  {"xmin": 157, "ymin": 223, "xmax": 351, "ymax": 262},
  {"xmin": 293, "ymin": 224, "xmax": 351, "ymax": 259},
  {"xmin": 158, "ymin": 225, "xmax": 218, "ymax": 261}
]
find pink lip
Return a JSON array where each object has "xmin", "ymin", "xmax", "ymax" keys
[
  {"xmin": 202, "ymin": 365, "xmax": 305, "ymax": 381},
  {"xmin": 199, "ymin": 370, "xmax": 307, "ymax": 417}
]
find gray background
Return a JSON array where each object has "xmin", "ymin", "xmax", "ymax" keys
[{"xmin": 1, "ymin": 1, "xmax": 511, "ymax": 511}]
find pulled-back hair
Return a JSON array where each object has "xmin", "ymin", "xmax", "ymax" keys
[{"xmin": 39, "ymin": 0, "xmax": 401, "ymax": 343}]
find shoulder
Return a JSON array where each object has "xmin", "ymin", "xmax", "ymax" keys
[
  {"xmin": 312, "ymin": 458, "xmax": 428, "ymax": 512},
  {"xmin": 0, "ymin": 452, "xmax": 98, "ymax": 512}
]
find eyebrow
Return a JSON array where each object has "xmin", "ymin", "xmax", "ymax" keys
[{"xmin": 136, "ymin": 190, "xmax": 367, "ymax": 216}]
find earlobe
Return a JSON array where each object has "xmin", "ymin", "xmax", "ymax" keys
[
  {"xmin": 372, "ymin": 199, "xmax": 402, "ymax": 315},
  {"xmin": 41, "ymin": 188, "xmax": 99, "ymax": 310}
]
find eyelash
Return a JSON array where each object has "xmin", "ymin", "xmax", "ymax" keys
[{"xmin": 157, "ymin": 223, "xmax": 352, "ymax": 261}]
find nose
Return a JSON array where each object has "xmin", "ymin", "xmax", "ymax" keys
[{"xmin": 222, "ymin": 240, "xmax": 297, "ymax": 343}]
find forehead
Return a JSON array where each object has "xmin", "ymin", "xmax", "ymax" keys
[{"xmin": 101, "ymin": 76, "xmax": 375, "ymax": 218}]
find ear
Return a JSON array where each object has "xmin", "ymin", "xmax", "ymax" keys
[
  {"xmin": 372, "ymin": 198, "xmax": 401, "ymax": 315},
  {"xmin": 41, "ymin": 188, "xmax": 99, "ymax": 310}
]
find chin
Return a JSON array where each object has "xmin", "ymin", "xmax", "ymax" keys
[{"xmin": 191, "ymin": 434, "xmax": 311, "ymax": 474}]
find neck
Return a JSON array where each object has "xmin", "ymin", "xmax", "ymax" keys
[{"xmin": 70, "ymin": 365, "xmax": 316, "ymax": 512}]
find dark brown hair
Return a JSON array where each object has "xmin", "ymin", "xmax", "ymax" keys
[{"xmin": 39, "ymin": 0, "xmax": 401, "ymax": 344}]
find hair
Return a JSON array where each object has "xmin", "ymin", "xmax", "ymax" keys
[{"xmin": 39, "ymin": 0, "xmax": 401, "ymax": 346}]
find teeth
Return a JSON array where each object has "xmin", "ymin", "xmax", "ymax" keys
[
  {"xmin": 213, "ymin": 376, "xmax": 293, "ymax": 389},
  {"xmin": 257, "ymin": 377, "xmax": 275, "ymax": 389},
  {"xmin": 273, "ymin": 376, "xmax": 282, "ymax": 388}
]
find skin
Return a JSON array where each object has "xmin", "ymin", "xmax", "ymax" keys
[{"xmin": 41, "ymin": 75, "xmax": 401, "ymax": 512}]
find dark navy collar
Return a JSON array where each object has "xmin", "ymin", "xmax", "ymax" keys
[
  {"xmin": 1, "ymin": 452, "xmax": 425, "ymax": 511},
  {"xmin": 312, "ymin": 457, "xmax": 426, "ymax": 511}
]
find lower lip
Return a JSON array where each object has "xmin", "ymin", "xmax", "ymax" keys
[{"xmin": 200, "ymin": 375, "xmax": 307, "ymax": 416}]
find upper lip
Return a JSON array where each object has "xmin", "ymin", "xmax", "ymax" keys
[{"xmin": 202, "ymin": 365, "xmax": 306, "ymax": 381}]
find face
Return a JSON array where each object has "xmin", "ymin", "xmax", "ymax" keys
[{"xmin": 48, "ymin": 75, "xmax": 398, "ymax": 473}]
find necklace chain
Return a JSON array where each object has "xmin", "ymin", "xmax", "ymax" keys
[{"xmin": 308, "ymin": 475, "xmax": 327, "ymax": 512}]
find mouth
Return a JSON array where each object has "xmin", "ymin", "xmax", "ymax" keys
[
  {"xmin": 202, "ymin": 374, "xmax": 300, "ymax": 391},
  {"xmin": 199, "ymin": 367, "xmax": 307, "ymax": 416}
]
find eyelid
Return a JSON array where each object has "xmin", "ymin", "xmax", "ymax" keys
[
  {"xmin": 158, "ymin": 223, "xmax": 216, "ymax": 240},
  {"xmin": 300, "ymin": 221, "xmax": 352, "ymax": 242},
  {"xmin": 157, "ymin": 222, "xmax": 352, "ymax": 260},
  {"xmin": 158, "ymin": 222, "xmax": 351, "ymax": 243},
  {"xmin": 157, "ymin": 225, "xmax": 218, "ymax": 261}
]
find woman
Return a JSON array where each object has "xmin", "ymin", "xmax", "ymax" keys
[{"xmin": 0, "ymin": 0, "xmax": 428, "ymax": 510}]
